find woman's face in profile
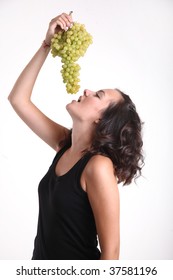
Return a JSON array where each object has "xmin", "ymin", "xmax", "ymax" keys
[{"xmin": 66, "ymin": 88, "xmax": 122, "ymax": 123}]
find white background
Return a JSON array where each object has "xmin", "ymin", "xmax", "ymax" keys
[{"xmin": 0, "ymin": 0, "xmax": 173, "ymax": 260}]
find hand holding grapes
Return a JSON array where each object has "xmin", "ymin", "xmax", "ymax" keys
[
  {"xmin": 45, "ymin": 13, "xmax": 73, "ymax": 46},
  {"xmin": 50, "ymin": 12, "xmax": 93, "ymax": 94}
]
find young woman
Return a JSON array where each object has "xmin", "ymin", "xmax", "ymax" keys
[{"xmin": 8, "ymin": 13, "xmax": 144, "ymax": 260}]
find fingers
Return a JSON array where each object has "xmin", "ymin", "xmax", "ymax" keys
[
  {"xmin": 45, "ymin": 12, "xmax": 73, "ymax": 45},
  {"xmin": 51, "ymin": 13, "xmax": 73, "ymax": 31}
]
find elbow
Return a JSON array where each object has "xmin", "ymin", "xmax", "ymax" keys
[
  {"xmin": 8, "ymin": 92, "xmax": 15, "ymax": 106},
  {"xmin": 8, "ymin": 93, "xmax": 22, "ymax": 112},
  {"xmin": 100, "ymin": 248, "xmax": 120, "ymax": 260},
  {"xmin": 8, "ymin": 93, "xmax": 12, "ymax": 103},
  {"xmin": 8, "ymin": 91, "xmax": 27, "ymax": 108}
]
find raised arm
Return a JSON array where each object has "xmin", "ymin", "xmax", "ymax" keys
[{"xmin": 8, "ymin": 13, "xmax": 73, "ymax": 151}]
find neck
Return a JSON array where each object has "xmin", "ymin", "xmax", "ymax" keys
[{"xmin": 70, "ymin": 122, "xmax": 95, "ymax": 154}]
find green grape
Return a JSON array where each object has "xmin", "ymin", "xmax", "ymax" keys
[{"xmin": 51, "ymin": 22, "xmax": 93, "ymax": 94}]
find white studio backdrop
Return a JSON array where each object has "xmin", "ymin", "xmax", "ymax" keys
[{"xmin": 0, "ymin": 0, "xmax": 173, "ymax": 260}]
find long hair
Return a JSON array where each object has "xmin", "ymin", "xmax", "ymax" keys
[{"xmin": 88, "ymin": 89, "xmax": 144, "ymax": 185}]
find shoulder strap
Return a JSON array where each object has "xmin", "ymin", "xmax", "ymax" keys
[{"xmin": 75, "ymin": 152, "xmax": 93, "ymax": 178}]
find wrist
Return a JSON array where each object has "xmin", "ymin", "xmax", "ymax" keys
[{"xmin": 42, "ymin": 40, "xmax": 51, "ymax": 49}]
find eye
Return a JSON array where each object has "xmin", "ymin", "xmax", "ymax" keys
[{"xmin": 95, "ymin": 92, "xmax": 100, "ymax": 98}]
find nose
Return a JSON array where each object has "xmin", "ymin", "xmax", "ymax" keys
[{"xmin": 83, "ymin": 89, "xmax": 93, "ymax": 97}]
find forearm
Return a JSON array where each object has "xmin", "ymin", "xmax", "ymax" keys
[
  {"xmin": 8, "ymin": 13, "xmax": 73, "ymax": 107},
  {"xmin": 8, "ymin": 43, "xmax": 50, "ymax": 105}
]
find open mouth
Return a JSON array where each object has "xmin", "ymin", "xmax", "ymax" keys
[{"xmin": 77, "ymin": 97, "xmax": 81, "ymax": 102}]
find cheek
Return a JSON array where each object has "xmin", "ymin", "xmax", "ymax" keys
[
  {"xmin": 85, "ymin": 99, "xmax": 101, "ymax": 109},
  {"xmin": 84, "ymin": 103, "xmax": 104, "ymax": 119},
  {"xmin": 84, "ymin": 100, "xmax": 100, "ymax": 113}
]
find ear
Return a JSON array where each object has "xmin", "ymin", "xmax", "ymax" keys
[{"xmin": 94, "ymin": 118, "xmax": 101, "ymax": 124}]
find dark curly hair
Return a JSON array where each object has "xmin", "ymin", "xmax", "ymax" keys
[{"xmin": 88, "ymin": 89, "xmax": 144, "ymax": 185}]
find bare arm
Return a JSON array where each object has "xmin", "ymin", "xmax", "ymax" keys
[
  {"xmin": 8, "ymin": 13, "xmax": 73, "ymax": 151},
  {"xmin": 85, "ymin": 155, "xmax": 120, "ymax": 260}
]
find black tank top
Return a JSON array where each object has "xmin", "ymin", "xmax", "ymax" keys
[{"xmin": 32, "ymin": 144, "xmax": 101, "ymax": 260}]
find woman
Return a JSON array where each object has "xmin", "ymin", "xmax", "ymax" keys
[{"xmin": 8, "ymin": 13, "xmax": 144, "ymax": 260}]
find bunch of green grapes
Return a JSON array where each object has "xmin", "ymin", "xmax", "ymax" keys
[{"xmin": 51, "ymin": 22, "xmax": 93, "ymax": 94}]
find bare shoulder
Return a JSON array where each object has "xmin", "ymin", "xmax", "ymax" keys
[
  {"xmin": 84, "ymin": 154, "xmax": 117, "ymax": 193},
  {"xmin": 86, "ymin": 154, "xmax": 115, "ymax": 177}
]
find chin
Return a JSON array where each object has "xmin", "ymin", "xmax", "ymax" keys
[
  {"xmin": 66, "ymin": 100, "xmax": 78, "ymax": 112},
  {"xmin": 66, "ymin": 103, "xmax": 74, "ymax": 117},
  {"xmin": 66, "ymin": 103, "xmax": 70, "ymax": 110}
]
